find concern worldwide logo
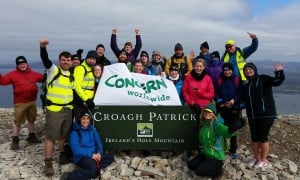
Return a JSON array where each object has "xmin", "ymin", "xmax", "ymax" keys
[{"xmin": 137, "ymin": 123, "xmax": 153, "ymax": 137}]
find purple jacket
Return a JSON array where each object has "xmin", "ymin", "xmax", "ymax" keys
[
  {"xmin": 206, "ymin": 59, "xmax": 223, "ymax": 89},
  {"xmin": 110, "ymin": 34, "xmax": 142, "ymax": 64}
]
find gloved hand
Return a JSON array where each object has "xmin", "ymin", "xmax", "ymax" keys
[
  {"xmin": 85, "ymin": 99, "xmax": 95, "ymax": 109},
  {"xmin": 77, "ymin": 49, "xmax": 84, "ymax": 55}
]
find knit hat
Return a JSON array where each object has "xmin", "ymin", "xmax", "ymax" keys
[
  {"xmin": 85, "ymin": 50, "xmax": 98, "ymax": 59},
  {"xmin": 79, "ymin": 110, "xmax": 92, "ymax": 120},
  {"xmin": 225, "ymin": 39, "xmax": 235, "ymax": 46},
  {"xmin": 169, "ymin": 66, "xmax": 179, "ymax": 72},
  {"xmin": 200, "ymin": 41, "xmax": 209, "ymax": 50},
  {"xmin": 222, "ymin": 62, "xmax": 234, "ymax": 71},
  {"xmin": 118, "ymin": 49, "xmax": 127, "ymax": 57},
  {"xmin": 152, "ymin": 50, "xmax": 160, "ymax": 56},
  {"xmin": 203, "ymin": 103, "xmax": 217, "ymax": 114},
  {"xmin": 15, "ymin": 56, "xmax": 27, "ymax": 65},
  {"xmin": 140, "ymin": 51, "xmax": 149, "ymax": 58},
  {"xmin": 211, "ymin": 51, "xmax": 220, "ymax": 59},
  {"xmin": 96, "ymin": 44, "xmax": 105, "ymax": 50},
  {"xmin": 71, "ymin": 54, "xmax": 81, "ymax": 61},
  {"xmin": 174, "ymin": 43, "xmax": 183, "ymax": 51}
]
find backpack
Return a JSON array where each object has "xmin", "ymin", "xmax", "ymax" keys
[
  {"xmin": 170, "ymin": 55, "xmax": 188, "ymax": 76},
  {"xmin": 217, "ymin": 76, "xmax": 240, "ymax": 89},
  {"xmin": 40, "ymin": 65, "xmax": 88, "ymax": 110}
]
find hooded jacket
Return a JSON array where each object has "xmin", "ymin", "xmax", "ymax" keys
[
  {"xmin": 70, "ymin": 122, "xmax": 103, "ymax": 163},
  {"xmin": 199, "ymin": 115, "xmax": 233, "ymax": 160},
  {"xmin": 242, "ymin": 63, "xmax": 285, "ymax": 119}
]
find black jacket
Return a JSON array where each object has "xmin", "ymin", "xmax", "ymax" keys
[{"xmin": 242, "ymin": 70, "xmax": 285, "ymax": 119}]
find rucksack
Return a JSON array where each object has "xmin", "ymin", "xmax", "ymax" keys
[
  {"xmin": 40, "ymin": 65, "xmax": 88, "ymax": 110},
  {"xmin": 217, "ymin": 76, "xmax": 240, "ymax": 89}
]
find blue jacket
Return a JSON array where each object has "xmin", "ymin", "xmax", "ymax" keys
[
  {"xmin": 215, "ymin": 74, "xmax": 242, "ymax": 106},
  {"xmin": 70, "ymin": 122, "xmax": 103, "ymax": 163}
]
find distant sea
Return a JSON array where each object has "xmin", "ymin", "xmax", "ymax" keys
[{"xmin": 0, "ymin": 67, "xmax": 299, "ymax": 115}]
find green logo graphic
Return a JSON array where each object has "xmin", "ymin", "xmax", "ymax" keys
[{"xmin": 137, "ymin": 123, "xmax": 153, "ymax": 137}]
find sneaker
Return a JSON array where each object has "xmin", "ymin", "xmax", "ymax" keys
[
  {"xmin": 26, "ymin": 133, "xmax": 42, "ymax": 144},
  {"xmin": 254, "ymin": 160, "xmax": 269, "ymax": 168},
  {"xmin": 11, "ymin": 136, "xmax": 19, "ymax": 150},
  {"xmin": 248, "ymin": 158, "xmax": 258, "ymax": 167},
  {"xmin": 230, "ymin": 153, "xmax": 238, "ymax": 159},
  {"xmin": 44, "ymin": 158, "xmax": 54, "ymax": 176}
]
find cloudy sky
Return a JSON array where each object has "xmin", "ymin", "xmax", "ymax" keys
[{"xmin": 1, "ymin": 0, "xmax": 299, "ymax": 64}]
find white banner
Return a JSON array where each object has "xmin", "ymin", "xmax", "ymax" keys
[{"xmin": 94, "ymin": 63, "xmax": 181, "ymax": 106}]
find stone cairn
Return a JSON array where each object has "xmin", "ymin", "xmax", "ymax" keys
[{"xmin": 0, "ymin": 108, "xmax": 299, "ymax": 180}]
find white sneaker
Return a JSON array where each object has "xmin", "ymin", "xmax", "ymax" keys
[
  {"xmin": 248, "ymin": 158, "xmax": 258, "ymax": 167},
  {"xmin": 254, "ymin": 160, "xmax": 269, "ymax": 168}
]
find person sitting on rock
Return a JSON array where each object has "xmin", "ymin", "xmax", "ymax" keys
[
  {"xmin": 188, "ymin": 103, "xmax": 236, "ymax": 177},
  {"xmin": 62, "ymin": 110, "xmax": 113, "ymax": 179}
]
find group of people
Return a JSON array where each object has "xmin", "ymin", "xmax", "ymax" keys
[{"xmin": 0, "ymin": 28, "xmax": 285, "ymax": 179}]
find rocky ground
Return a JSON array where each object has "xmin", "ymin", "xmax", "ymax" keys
[{"xmin": 0, "ymin": 108, "xmax": 299, "ymax": 179}]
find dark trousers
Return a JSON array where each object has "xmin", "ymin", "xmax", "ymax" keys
[
  {"xmin": 67, "ymin": 157, "xmax": 99, "ymax": 180},
  {"xmin": 220, "ymin": 108, "xmax": 240, "ymax": 153},
  {"xmin": 188, "ymin": 153, "xmax": 223, "ymax": 177}
]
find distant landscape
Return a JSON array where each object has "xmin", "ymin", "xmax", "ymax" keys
[
  {"xmin": 1, "ymin": 59, "xmax": 299, "ymax": 94},
  {"xmin": 0, "ymin": 60, "xmax": 299, "ymax": 114}
]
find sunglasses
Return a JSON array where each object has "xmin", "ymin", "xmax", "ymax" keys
[{"xmin": 225, "ymin": 45, "xmax": 234, "ymax": 49}]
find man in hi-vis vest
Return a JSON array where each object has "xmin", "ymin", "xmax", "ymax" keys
[
  {"xmin": 40, "ymin": 39, "xmax": 74, "ymax": 176},
  {"xmin": 222, "ymin": 32, "xmax": 258, "ymax": 82}
]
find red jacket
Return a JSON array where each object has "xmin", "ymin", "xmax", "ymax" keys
[
  {"xmin": 182, "ymin": 73, "xmax": 214, "ymax": 109},
  {"xmin": 0, "ymin": 67, "xmax": 44, "ymax": 104}
]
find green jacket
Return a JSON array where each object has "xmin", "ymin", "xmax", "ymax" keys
[{"xmin": 198, "ymin": 116, "xmax": 234, "ymax": 160}]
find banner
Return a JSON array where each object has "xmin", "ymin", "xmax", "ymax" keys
[
  {"xmin": 94, "ymin": 63, "xmax": 181, "ymax": 106},
  {"xmin": 93, "ymin": 106, "xmax": 199, "ymax": 150}
]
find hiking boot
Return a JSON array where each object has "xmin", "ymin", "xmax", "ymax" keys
[
  {"xmin": 11, "ymin": 136, "xmax": 19, "ymax": 150},
  {"xmin": 26, "ymin": 133, "xmax": 42, "ymax": 144},
  {"xmin": 44, "ymin": 158, "xmax": 54, "ymax": 176},
  {"xmin": 59, "ymin": 152, "xmax": 71, "ymax": 165}
]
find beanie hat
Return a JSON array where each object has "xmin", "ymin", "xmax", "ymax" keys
[
  {"xmin": 152, "ymin": 50, "xmax": 160, "ymax": 56},
  {"xmin": 140, "ymin": 51, "xmax": 149, "ymax": 58},
  {"xmin": 211, "ymin": 51, "xmax": 220, "ymax": 59},
  {"xmin": 222, "ymin": 62, "xmax": 234, "ymax": 71},
  {"xmin": 71, "ymin": 54, "xmax": 81, "ymax": 61},
  {"xmin": 79, "ymin": 110, "xmax": 92, "ymax": 121},
  {"xmin": 200, "ymin": 41, "xmax": 209, "ymax": 50},
  {"xmin": 85, "ymin": 50, "xmax": 98, "ymax": 59},
  {"xmin": 174, "ymin": 43, "xmax": 183, "ymax": 51},
  {"xmin": 169, "ymin": 65, "xmax": 179, "ymax": 72},
  {"xmin": 15, "ymin": 56, "xmax": 27, "ymax": 65},
  {"xmin": 203, "ymin": 102, "xmax": 217, "ymax": 114},
  {"xmin": 118, "ymin": 49, "xmax": 127, "ymax": 57},
  {"xmin": 96, "ymin": 44, "xmax": 105, "ymax": 50}
]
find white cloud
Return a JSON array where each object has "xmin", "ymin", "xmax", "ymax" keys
[{"xmin": 0, "ymin": 0, "xmax": 299, "ymax": 63}]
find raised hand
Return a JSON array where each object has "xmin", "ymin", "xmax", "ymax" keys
[
  {"xmin": 112, "ymin": 28, "xmax": 117, "ymax": 34},
  {"xmin": 39, "ymin": 39, "xmax": 49, "ymax": 47},
  {"xmin": 247, "ymin": 32, "xmax": 257, "ymax": 39},
  {"xmin": 274, "ymin": 62, "xmax": 284, "ymax": 71},
  {"xmin": 135, "ymin": 28, "xmax": 140, "ymax": 35}
]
